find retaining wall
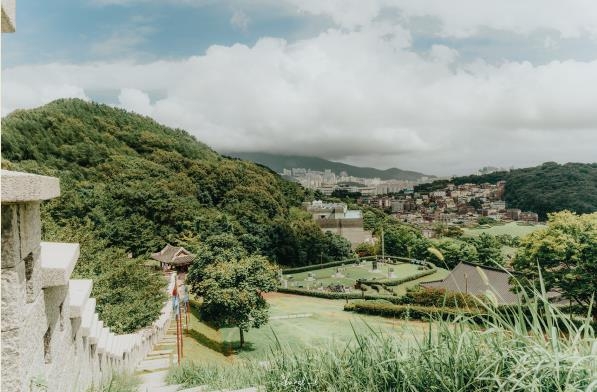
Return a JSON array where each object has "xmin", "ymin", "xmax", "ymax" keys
[{"xmin": 1, "ymin": 170, "xmax": 175, "ymax": 391}]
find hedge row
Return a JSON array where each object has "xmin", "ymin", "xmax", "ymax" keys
[
  {"xmin": 344, "ymin": 300, "xmax": 483, "ymax": 321},
  {"xmin": 281, "ymin": 256, "xmax": 429, "ymax": 274},
  {"xmin": 277, "ymin": 287, "xmax": 404, "ymax": 302},
  {"xmin": 357, "ymin": 267, "xmax": 437, "ymax": 287},
  {"xmin": 281, "ymin": 258, "xmax": 361, "ymax": 274},
  {"xmin": 396, "ymin": 287, "xmax": 481, "ymax": 309},
  {"xmin": 277, "ymin": 287, "xmax": 365, "ymax": 300}
]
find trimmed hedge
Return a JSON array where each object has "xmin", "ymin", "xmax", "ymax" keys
[
  {"xmin": 396, "ymin": 286, "xmax": 481, "ymax": 309},
  {"xmin": 357, "ymin": 267, "xmax": 437, "ymax": 287},
  {"xmin": 282, "ymin": 258, "xmax": 360, "ymax": 274},
  {"xmin": 344, "ymin": 300, "xmax": 483, "ymax": 321},
  {"xmin": 278, "ymin": 287, "xmax": 365, "ymax": 300},
  {"xmin": 281, "ymin": 256, "xmax": 429, "ymax": 274}
]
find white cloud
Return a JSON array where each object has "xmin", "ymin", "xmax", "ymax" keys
[
  {"xmin": 3, "ymin": 20, "xmax": 597, "ymax": 174},
  {"xmin": 284, "ymin": 0, "xmax": 597, "ymax": 39},
  {"xmin": 230, "ymin": 9, "xmax": 250, "ymax": 32}
]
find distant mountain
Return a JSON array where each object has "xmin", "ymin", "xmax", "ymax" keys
[{"xmin": 225, "ymin": 152, "xmax": 432, "ymax": 181}]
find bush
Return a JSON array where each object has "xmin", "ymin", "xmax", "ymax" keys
[
  {"xmin": 357, "ymin": 267, "xmax": 436, "ymax": 287},
  {"xmin": 396, "ymin": 287, "xmax": 481, "ymax": 309},
  {"xmin": 344, "ymin": 300, "xmax": 483, "ymax": 321},
  {"xmin": 281, "ymin": 258, "xmax": 359, "ymax": 274}
]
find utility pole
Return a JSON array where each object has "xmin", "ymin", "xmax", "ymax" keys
[{"xmin": 381, "ymin": 227, "xmax": 385, "ymax": 261}]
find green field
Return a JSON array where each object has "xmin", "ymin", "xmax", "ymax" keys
[
  {"xmin": 182, "ymin": 293, "xmax": 431, "ymax": 363},
  {"xmin": 283, "ymin": 260, "xmax": 448, "ymax": 295},
  {"xmin": 463, "ymin": 222, "xmax": 545, "ymax": 238}
]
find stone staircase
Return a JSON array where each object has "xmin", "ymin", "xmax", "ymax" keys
[{"xmin": 135, "ymin": 318, "xmax": 259, "ymax": 392}]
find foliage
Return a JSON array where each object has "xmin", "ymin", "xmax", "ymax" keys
[
  {"xmin": 91, "ymin": 373, "xmax": 139, "ymax": 392},
  {"xmin": 513, "ymin": 211, "xmax": 597, "ymax": 319},
  {"xmin": 445, "ymin": 225, "xmax": 464, "ymax": 238},
  {"xmin": 0, "ymin": 99, "xmax": 351, "ymax": 330},
  {"xmin": 377, "ymin": 223, "xmax": 432, "ymax": 261},
  {"xmin": 395, "ymin": 286, "xmax": 481, "ymax": 309},
  {"xmin": 189, "ymin": 255, "xmax": 280, "ymax": 347},
  {"xmin": 434, "ymin": 239, "xmax": 479, "ymax": 269},
  {"xmin": 356, "ymin": 267, "xmax": 436, "ymax": 287},
  {"xmin": 0, "ymin": 99, "xmax": 350, "ymax": 266},
  {"xmin": 463, "ymin": 233, "xmax": 505, "ymax": 267},
  {"xmin": 478, "ymin": 216, "xmax": 496, "ymax": 225},
  {"xmin": 269, "ymin": 208, "xmax": 353, "ymax": 266},
  {"xmin": 344, "ymin": 300, "xmax": 482, "ymax": 320},
  {"xmin": 362, "ymin": 211, "xmax": 377, "ymax": 231},
  {"xmin": 354, "ymin": 242, "xmax": 375, "ymax": 257},
  {"xmin": 169, "ymin": 289, "xmax": 596, "ymax": 391},
  {"xmin": 468, "ymin": 197, "xmax": 483, "ymax": 210},
  {"xmin": 416, "ymin": 162, "xmax": 597, "ymax": 220},
  {"xmin": 42, "ymin": 217, "xmax": 166, "ymax": 333}
]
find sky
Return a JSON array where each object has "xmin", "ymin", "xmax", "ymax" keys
[{"xmin": 2, "ymin": 0, "xmax": 597, "ymax": 175}]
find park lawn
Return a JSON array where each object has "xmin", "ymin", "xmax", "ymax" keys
[
  {"xmin": 182, "ymin": 293, "xmax": 430, "ymax": 364},
  {"xmin": 284, "ymin": 261, "xmax": 426, "ymax": 289},
  {"xmin": 462, "ymin": 222, "xmax": 545, "ymax": 238}
]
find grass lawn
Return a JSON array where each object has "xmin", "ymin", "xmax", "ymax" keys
[
  {"xmin": 284, "ymin": 261, "xmax": 427, "ymax": 289},
  {"xmin": 462, "ymin": 222, "xmax": 545, "ymax": 238},
  {"xmin": 181, "ymin": 293, "xmax": 431, "ymax": 364},
  {"xmin": 283, "ymin": 261, "xmax": 449, "ymax": 296}
]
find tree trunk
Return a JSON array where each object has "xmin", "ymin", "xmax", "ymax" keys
[{"xmin": 239, "ymin": 327, "xmax": 244, "ymax": 348}]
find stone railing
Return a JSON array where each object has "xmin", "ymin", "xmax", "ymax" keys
[{"xmin": 1, "ymin": 170, "xmax": 175, "ymax": 391}]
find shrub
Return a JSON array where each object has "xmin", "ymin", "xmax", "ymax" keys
[
  {"xmin": 343, "ymin": 300, "xmax": 483, "ymax": 321},
  {"xmin": 396, "ymin": 286, "xmax": 481, "ymax": 309},
  {"xmin": 357, "ymin": 267, "xmax": 436, "ymax": 287}
]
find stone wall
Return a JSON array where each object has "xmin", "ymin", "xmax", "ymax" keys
[{"xmin": 1, "ymin": 170, "xmax": 175, "ymax": 391}]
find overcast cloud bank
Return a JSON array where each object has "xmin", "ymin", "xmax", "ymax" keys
[{"xmin": 2, "ymin": 1, "xmax": 597, "ymax": 174}]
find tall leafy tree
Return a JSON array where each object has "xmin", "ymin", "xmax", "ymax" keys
[
  {"xmin": 513, "ymin": 211, "xmax": 597, "ymax": 319},
  {"xmin": 468, "ymin": 233, "xmax": 504, "ymax": 267},
  {"xmin": 190, "ymin": 255, "xmax": 280, "ymax": 347}
]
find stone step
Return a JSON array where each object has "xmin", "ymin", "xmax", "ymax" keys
[
  {"xmin": 40, "ymin": 242, "xmax": 80, "ymax": 288},
  {"xmin": 177, "ymin": 386, "xmax": 208, "ymax": 392},
  {"xmin": 147, "ymin": 349, "xmax": 174, "ymax": 356},
  {"xmin": 136, "ymin": 358, "xmax": 171, "ymax": 372},
  {"xmin": 149, "ymin": 385, "xmax": 181, "ymax": 392},
  {"xmin": 68, "ymin": 279, "xmax": 93, "ymax": 318},
  {"xmin": 137, "ymin": 370, "xmax": 169, "ymax": 391}
]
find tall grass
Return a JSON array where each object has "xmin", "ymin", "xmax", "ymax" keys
[
  {"xmin": 86, "ymin": 373, "xmax": 139, "ymax": 392},
  {"xmin": 168, "ymin": 286, "xmax": 597, "ymax": 391}
]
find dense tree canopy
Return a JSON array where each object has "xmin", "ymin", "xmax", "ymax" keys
[
  {"xmin": 0, "ymin": 99, "xmax": 352, "ymax": 331},
  {"xmin": 513, "ymin": 211, "xmax": 597, "ymax": 319}
]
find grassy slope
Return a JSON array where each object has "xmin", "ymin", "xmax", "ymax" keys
[
  {"xmin": 462, "ymin": 222, "xmax": 545, "ymax": 237},
  {"xmin": 182, "ymin": 293, "xmax": 430, "ymax": 363}
]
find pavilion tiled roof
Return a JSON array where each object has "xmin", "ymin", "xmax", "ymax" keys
[{"xmin": 151, "ymin": 244, "xmax": 196, "ymax": 266}]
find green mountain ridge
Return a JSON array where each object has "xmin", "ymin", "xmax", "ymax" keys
[
  {"xmin": 0, "ymin": 98, "xmax": 353, "ymax": 332},
  {"xmin": 225, "ymin": 152, "xmax": 432, "ymax": 181}
]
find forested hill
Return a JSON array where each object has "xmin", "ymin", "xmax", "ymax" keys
[
  {"xmin": 415, "ymin": 162, "xmax": 597, "ymax": 219},
  {"xmin": 226, "ymin": 152, "xmax": 431, "ymax": 181},
  {"xmin": 1, "ymin": 99, "xmax": 355, "ymax": 331}
]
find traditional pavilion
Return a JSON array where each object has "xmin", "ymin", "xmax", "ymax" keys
[{"xmin": 151, "ymin": 244, "xmax": 196, "ymax": 272}]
